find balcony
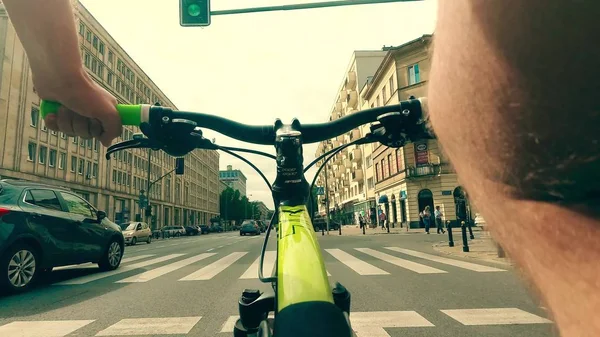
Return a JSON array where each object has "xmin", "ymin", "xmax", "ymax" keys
[
  {"xmin": 334, "ymin": 169, "xmax": 342, "ymax": 178},
  {"xmin": 335, "ymin": 102, "xmax": 343, "ymax": 112},
  {"xmin": 346, "ymin": 90, "xmax": 358, "ymax": 108},
  {"xmin": 351, "ymin": 169, "xmax": 364, "ymax": 182},
  {"xmin": 338, "ymin": 90, "xmax": 347, "ymax": 103},
  {"xmin": 345, "ymin": 71, "xmax": 357, "ymax": 89},
  {"xmin": 407, "ymin": 163, "xmax": 455, "ymax": 178},
  {"xmin": 350, "ymin": 148, "xmax": 362, "ymax": 162},
  {"xmin": 348, "ymin": 128, "xmax": 361, "ymax": 141},
  {"xmin": 343, "ymin": 159, "xmax": 352, "ymax": 168}
]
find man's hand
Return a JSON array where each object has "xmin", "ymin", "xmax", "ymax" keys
[{"xmin": 40, "ymin": 72, "xmax": 121, "ymax": 147}]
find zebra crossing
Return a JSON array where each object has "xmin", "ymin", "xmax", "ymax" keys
[
  {"xmin": 51, "ymin": 246, "xmax": 506, "ymax": 286},
  {"xmin": 0, "ymin": 308, "xmax": 552, "ymax": 336}
]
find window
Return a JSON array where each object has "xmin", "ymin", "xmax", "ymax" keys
[
  {"xmin": 80, "ymin": 138, "xmax": 84, "ymax": 147},
  {"xmin": 27, "ymin": 142, "xmax": 36, "ymax": 161},
  {"xmin": 91, "ymin": 59, "xmax": 97, "ymax": 73},
  {"xmin": 108, "ymin": 51, "xmax": 113, "ymax": 63},
  {"xmin": 49, "ymin": 149, "xmax": 57, "ymax": 167},
  {"xmin": 375, "ymin": 163, "xmax": 380, "ymax": 182},
  {"xmin": 127, "ymin": 174, "xmax": 131, "ymax": 186},
  {"xmin": 117, "ymin": 171, "xmax": 122, "ymax": 184},
  {"xmin": 367, "ymin": 177, "xmax": 374, "ymax": 190},
  {"xmin": 98, "ymin": 64, "xmax": 104, "ymax": 79},
  {"xmin": 86, "ymin": 31, "xmax": 91, "ymax": 42},
  {"xmin": 41, "ymin": 120, "xmax": 47, "ymax": 132},
  {"xmin": 376, "ymin": 95, "xmax": 381, "ymax": 107},
  {"xmin": 107, "ymin": 72, "xmax": 113, "ymax": 86},
  {"xmin": 61, "ymin": 192, "xmax": 94, "ymax": 218},
  {"xmin": 60, "ymin": 132, "xmax": 66, "ymax": 139},
  {"xmin": 387, "ymin": 153, "xmax": 394, "ymax": 175},
  {"xmin": 99, "ymin": 42, "xmax": 105, "ymax": 55},
  {"xmin": 78, "ymin": 158, "xmax": 84, "ymax": 174},
  {"xmin": 87, "ymin": 139, "xmax": 92, "ymax": 149},
  {"xmin": 30, "ymin": 107, "xmax": 39, "ymax": 127},
  {"xmin": 389, "ymin": 75, "xmax": 395, "ymax": 95},
  {"xmin": 58, "ymin": 152, "xmax": 66, "ymax": 169},
  {"xmin": 382, "ymin": 158, "xmax": 388, "ymax": 178},
  {"xmin": 72, "ymin": 136, "xmax": 78, "ymax": 144},
  {"xmin": 79, "ymin": 23, "xmax": 85, "ymax": 36},
  {"xmin": 382, "ymin": 85, "xmax": 387, "ymax": 103},
  {"xmin": 396, "ymin": 148, "xmax": 405, "ymax": 171},
  {"xmin": 93, "ymin": 163, "xmax": 98, "ymax": 177},
  {"xmin": 366, "ymin": 155, "xmax": 372, "ymax": 168},
  {"xmin": 86, "ymin": 161, "xmax": 91, "ymax": 176},
  {"xmin": 92, "ymin": 36, "xmax": 98, "ymax": 49},
  {"xmin": 71, "ymin": 156, "xmax": 77, "ymax": 172},
  {"xmin": 94, "ymin": 140, "xmax": 99, "ymax": 152},
  {"xmin": 84, "ymin": 53, "xmax": 91, "ymax": 68},
  {"xmin": 112, "ymin": 169, "xmax": 117, "ymax": 183},
  {"xmin": 26, "ymin": 190, "xmax": 62, "ymax": 211},
  {"xmin": 408, "ymin": 64, "xmax": 420, "ymax": 85},
  {"xmin": 38, "ymin": 146, "xmax": 47, "ymax": 164}
]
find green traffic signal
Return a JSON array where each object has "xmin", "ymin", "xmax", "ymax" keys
[
  {"xmin": 180, "ymin": 0, "xmax": 211, "ymax": 26},
  {"xmin": 187, "ymin": 4, "xmax": 201, "ymax": 17}
]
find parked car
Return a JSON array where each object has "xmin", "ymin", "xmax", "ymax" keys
[
  {"xmin": 185, "ymin": 225, "xmax": 199, "ymax": 236},
  {"xmin": 240, "ymin": 220, "xmax": 260, "ymax": 236},
  {"xmin": 161, "ymin": 226, "xmax": 185, "ymax": 237},
  {"xmin": 210, "ymin": 224, "xmax": 223, "ymax": 233},
  {"xmin": 121, "ymin": 221, "xmax": 152, "ymax": 245},
  {"xmin": 198, "ymin": 224, "xmax": 210, "ymax": 234},
  {"xmin": 0, "ymin": 179, "xmax": 124, "ymax": 293},
  {"xmin": 255, "ymin": 220, "xmax": 267, "ymax": 232}
]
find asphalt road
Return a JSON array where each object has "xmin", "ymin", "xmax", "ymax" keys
[{"xmin": 0, "ymin": 230, "xmax": 558, "ymax": 337}]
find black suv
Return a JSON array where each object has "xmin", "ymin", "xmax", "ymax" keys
[{"xmin": 0, "ymin": 179, "xmax": 124, "ymax": 293}]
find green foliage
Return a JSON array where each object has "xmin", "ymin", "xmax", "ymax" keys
[{"xmin": 219, "ymin": 187, "xmax": 261, "ymax": 223}]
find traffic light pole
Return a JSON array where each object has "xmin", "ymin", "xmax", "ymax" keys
[
  {"xmin": 211, "ymin": 0, "xmax": 421, "ymax": 16},
  {"xmin": 324, "ymin": 163, "xmax": 330, "ymax": 235},
  {"xmin": 145, "ymin": 149, "xmax": 153, "ymax": 228}
]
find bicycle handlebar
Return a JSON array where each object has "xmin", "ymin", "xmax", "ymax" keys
[{"xmin": 39, "ymin": 98, "xmax": 426, "ymax": 145}]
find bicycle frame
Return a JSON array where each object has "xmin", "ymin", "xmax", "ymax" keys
[{"xmin": 276, "ymin": 205, "xmax": 332, "ymax": 310}]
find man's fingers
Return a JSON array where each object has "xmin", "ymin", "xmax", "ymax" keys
[
  {"xmin": 45, "ymin": 114, "xmax": 59, "ymax": 131},
  {"xmin": 56, "ymin": 107, "xmax": 76, "ymax": 136},
  {"xmin": 72, "ymin": 113, "xmax": 92, "ymax": 139}
]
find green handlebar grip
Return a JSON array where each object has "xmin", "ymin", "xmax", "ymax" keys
[{"xmin": 39, "ymin": 100, "xmax": 143, "ymax": 126}]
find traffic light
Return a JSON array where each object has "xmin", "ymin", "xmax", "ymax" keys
[
  {"xmin": 179, "ymin": 0, "xmax": 211, "ymax": 27},
  {"xmin": 175, "ymin": 157, "xmax": 185, "ymax": 175}
]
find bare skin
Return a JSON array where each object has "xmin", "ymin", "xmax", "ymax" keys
[
  {"xmin": 3, "ymin": 0, "xmax": 121, "ymax": 146},
  {"xmin": 428, "ymin": 1, "xmax": 600, "ymax": 336}
]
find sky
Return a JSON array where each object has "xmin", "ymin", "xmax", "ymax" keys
[{"xmin": 80, "ymin": 0, "xmax": 438, "ymax": 208}]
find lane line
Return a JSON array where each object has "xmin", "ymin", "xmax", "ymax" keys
[
  {"xmin": 117, "ymin": 253, "xmax": 217, "ymax": 283},
  {"xmin": 55, "ymin": 254, "xmax": 184, "ymax": 285},
  {"xmin": 441, "ymin": 308, "xmax": 552, "ymax": 325},
  {"xmin": 0, "ymin": 320, "xmax": 95, "ymax": 337},
  {"xmin": 325, "ymin": 249, "xmax": 389, "ymax": 275},
  {"xmin": 385, "ymin": 247, "xmax": 506, "ymax": 272},
  {"xmin": 179, "ymin": 252, "xmax": 248, "ymax": 281},
  {"xmin": 96, "ymin": 317, "xmax": 202, "ymax": 336}
]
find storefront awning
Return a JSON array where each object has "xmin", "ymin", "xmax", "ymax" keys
[{"xmin": 378, "ymin": 195, "xmax": 388, "ymax": 203}]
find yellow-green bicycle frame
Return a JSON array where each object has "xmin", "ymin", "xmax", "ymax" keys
[{"xmin": 276, "ymin": 205, "xmax": 333, "ymax": 311}]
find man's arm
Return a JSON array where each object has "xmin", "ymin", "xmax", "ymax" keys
[
  {"xmin": 3, "ymin": 0, "xmax": 121, "ymax": 146},
  {"xmin": 428, "ymin": 1, "xmax": 600, "ymax": 336}
]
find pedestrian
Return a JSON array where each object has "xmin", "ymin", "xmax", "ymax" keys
[
  {"xmin": 435, "ymin": 206, "xmax": 445, "ymax": 234},
  {"xmin": 379, "ymin": 211, "xmax": 387, "ymax": 230},
  {"xmin": 359, "ymin": 212, "xmax": 366, "ymax": 230},
  {"xmin": 421, "ymin": 206, "xmax": 431, "ymax": 234}
]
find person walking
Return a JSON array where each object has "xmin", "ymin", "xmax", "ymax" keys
[
  {"xmin": 421, "ymin": 206, "xmax": 432, "ymax": 234},
  {"xmin": 435, "ymin": 206, "xmax": 445, "ymax": 234}
]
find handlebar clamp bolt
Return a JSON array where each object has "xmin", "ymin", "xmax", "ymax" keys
[
  {"xmin": 402, "ymin": 109, "xmax": 411, "ymax": 116},
  {"xmin": 162, "ymin": 116, "xmax": 170, "ymax": 124}
]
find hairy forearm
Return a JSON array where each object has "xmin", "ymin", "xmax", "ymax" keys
[{"xmin": 3, "ymin": 0, "xmax": 86, "ymax": 87}]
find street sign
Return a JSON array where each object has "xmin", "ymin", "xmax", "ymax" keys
[{"xmin": 316, "ymin": 186, "xmax": 325, "ymax": 195}]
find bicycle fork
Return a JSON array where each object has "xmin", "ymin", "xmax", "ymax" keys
[{"xmin": 233, "ymin": 282, "xmax": 352, "ymax": 336}]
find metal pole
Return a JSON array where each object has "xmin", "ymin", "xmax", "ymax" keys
[
  {"xmin": 447, "ymin": 220, "xmax": 454, "ymax": 247},
  {"xmin": 324, "ymin": 163, "xmax": 330, "ymax": 234},
  {"xmin": 461, "ymin": 221, "xmax": 470, "ymax": 252},
  {"xmin": 146, "ymin": 149, "xmax": 152, "ymax": 229},
  {"xmin": 211, "ymin": 0, "xmax": 423, "ymax": 16}
]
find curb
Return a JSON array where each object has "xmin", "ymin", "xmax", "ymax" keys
[{"xmin": 432, "ymin": 241, "xmax": 514, "ymax": 267}]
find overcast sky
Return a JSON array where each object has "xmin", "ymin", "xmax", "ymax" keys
[{"xmin": 80, "ymin": 0, "xmax": 438, "ymax": 208}]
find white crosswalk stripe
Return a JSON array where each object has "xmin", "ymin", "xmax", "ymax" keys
[
  {"xmin": 117, "ymin": 253, "xmax": 216, "ymax": 283},
  {"xmin": 355, "ymin": 248, "xmax": 447, "ymax": 274},
  {"xmin": 0, "ymin": 308, "xmax": 551, "ymax": 336},
  {"xmin": 384, "ymin": 247, "xmax": 506, "ymax": 272},
  {"xmin": 180, "ymin": 252, "xmax": 248, "ymax": 281},
  {"xmin": 441, "ymin": 308, "xmax": 552, "ymax": 325},
  {"xmin": 325, "ymin": 249, "xmax": 390, "ymax": 275},
  {"xmin": 240, "ymin": 251, "xmax": 276, "ymax": 279},
  {"xmin": 55, "ymin": 254, "xmax": 184, "ymax": 285}
]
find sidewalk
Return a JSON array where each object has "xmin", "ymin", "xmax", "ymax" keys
[
  {"xmin": 432, "ymin": 231, "xmax": 514, "ymax": 267},
  {"xmin": 339, "ymin": 225, "xmax": 483, "ymax": 236}
]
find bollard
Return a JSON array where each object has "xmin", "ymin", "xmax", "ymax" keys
[
  {"xmin": 322, "ymin": 226, "xmax": 325, "ymax": 236},
  {"xmin": 467, "ymin": 220, "xmax": 474, "ymax": 239},
  {"xmin": 446, "ymin": 220, "xmax": 454, "ymax": 247},
  {"xmin": 461, "ymin": 221, "xmax": 470, "ymax": 252},
  {"xmin": 386, "ymin": 221, "xmax": 390, "ymax": 234},
  {"xmin": 339, "ymin": 224, "xmax": 342, "ymax": 235},
  {"xmin": 362, "ymin": 224, "xmax": 365, "ymax": 235}
]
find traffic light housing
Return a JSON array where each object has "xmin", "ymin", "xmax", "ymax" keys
[
  {"xmin": 175, "ymin": 157, "xmax": 185, "ymax": 175},
  {"xmin": 179, "ymin": 0, "xmax": 211, "ymax": 27}
]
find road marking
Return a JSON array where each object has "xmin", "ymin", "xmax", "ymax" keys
[
  {"xmin": 220, "ymin": 314, "xmax": 274, "ymax": 332},
  {"xmin": 117, "ymin": 253, "xmax": 217, "ymax": 283},
  {"xmin": 55, "ymin": 254, "xmax": 184, "ymax": 285},
  {"xmin": 240, "ymin": 251, "xmax": 276, "ymax": 279},
  {"xmin": 121, "ymin": 255, "xmax": 154, "ymax": 264},
  {"xmin": 0, "ymin": 320, "xmax": 95, "ymax": 337},
  {"xmin": 441, "ymin": 308, "xmax": 552, "ymax": 325},
  {"xmin": 218, "ymin": 245, "xmax": 224, "ymax": 248},
  {"xmin": 385, "ymin": 247, "xmax": 506, "ymax": 272},
  {"xmin": 52, "ymin": 254, "xmax": 153, "ymax": 271},
  {"xmin": 352, "ymin": 311, "xmax": 434, "ymax": 336},
  {"xmin": 325, "ymin": 249, "xmax": 389, "ymax": 275},
  {"xmin": 356, "ymin": 248, "xmax": 447, "ymax": 274},
  {"xmin": 207, "ymin": 248, "xmax": 214, "ymax": 251},
  {"xmin": 96, "ymin": 317, "xmax": 202, "ymax": 336},
  {"xmin": 179, "ymin": 252, "xmax": 248, "ymax": 281}
]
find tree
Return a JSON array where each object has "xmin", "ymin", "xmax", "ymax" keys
[{"xmin": 219, "ymin": 188, "xmax": 260, "ymax": 223}]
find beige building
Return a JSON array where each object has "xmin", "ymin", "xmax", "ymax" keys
[
  {"xmin": 0, "ymin": 2, "xmax": 220, "ymax": 229},
  {"xmin": 315, "ymin": 50, "xmax": 387, "ymax": 224},
  {"xmin": 219, "ymin": 165, "xmax": 247, "ymax": 197},
  {"xmin": 363, "ymin": 35, "xmax": 464, "ymax": 228}
]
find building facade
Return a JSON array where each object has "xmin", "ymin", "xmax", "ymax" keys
[
  {"xmin": 314, "ymin": 50, "xmax": 388, "ymax": 224},
  {"xmin": 219, "ymin": 165, "xmax": 247, "ymax": 197},
  {"xmin": 253, "ymin": 201, "xmax": 271, "ymax": 221},
  {"xmin": 0, "ymin": 2, "xmax": 220, "ymax": 229}
]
